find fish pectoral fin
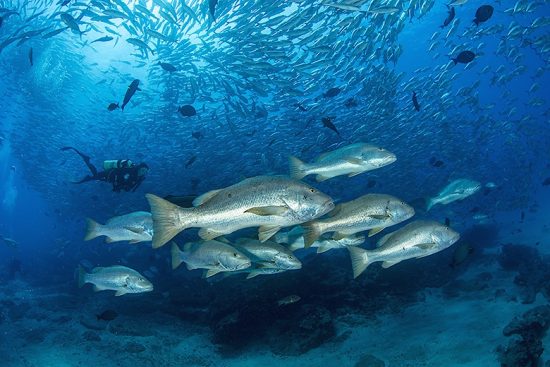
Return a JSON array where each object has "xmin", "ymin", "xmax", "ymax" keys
[
  {"xmin": 345, "ymin": 158, "xmax": 364, "ymax": 165},
  {"xmin": 128, "ymin": 239, "xmax": 141, "ymax": 244},
  {"xmin": 258, "ymin": 225, "xmax": 281, "ymax": 242},
  {"xmin": 368, "ymin": 227, "xmax": 385, "ymax": 237},
  {"xmin": 414, "ymin": 242, "xmax": 437, "ymax": 250},
  {"xmin": 92, "ymin": 285, "xmax": 107, "ymax": 292},
  {"xmin": 104, "ymin": 237, "xmax": 114, "ymax": 243},
  {"xmin": 369, "ymin": 214, "xmax": 390, "ymax": 220},
  {"xmin": 245, "ymin": 206, "xmax": 288, "ymax": 216},
  {"xmin": 348, "ymin": 171, "xmax": 363, "ymax": 177},
  {"xmin": 256, "ymin": 261, "xmax": 275, "ymax": 268},
  {"xmin": 198, "ymin": 228, "xmax": 224, "ymax": 240},
  {"xmin": 246, "ymin": 272, "xmax": 260, "ymax": 279},
  {"xmin": 315, "ymin": 174, "xmax": 331, "ymax": 182},
  {"xmin": 114, "ymin": 289, "xmax": 128, "ymax": 296},
  {"xmin": 124, "ymin": 226, "xmax": 144, "ymax": 234},
  {"xmin": 192, "ymin": 189, "xmax": 222, "ymax": 206},
  {"xmin": 204, "ymin": 269, "xmax": 222, "ymax": 278},
  {"xmin": 381, "ymin": 260, "xmax": 401, "ymax": 268}
]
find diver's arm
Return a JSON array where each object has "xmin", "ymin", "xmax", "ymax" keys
[{"xmin": 131, "ymin": 176, "xmax": 145, "ymax": 192}]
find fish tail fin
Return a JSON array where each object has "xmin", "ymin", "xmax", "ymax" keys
[
  {"xmin": 302, "ymin": 222, "xmax": 321, "ymax": 248},
  {"xmin": 289, "ymin": 155, "xmax": 307, "ymax": 180},
  {"xmin": 146, "ymin": 194, "xmax": 190, "ymax": 248},
  {"xmin": 171, "ymin": 242, "xmax": 184, "ymax": 270},
  {"xmin": 348, "ymin": 247, "xmax": 370, "ymax": 279},
  {"xmin": 77, "ymin": 265, "xmax": 87, "ymax": 288},
  {"xmin": 84, "ymin": 218, "xmax": 102, "ymax": 241}
]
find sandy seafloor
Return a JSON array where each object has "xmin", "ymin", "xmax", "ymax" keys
[{"xmin": 1, "ymin": 256, "xmax": 548, "ymax": 367}]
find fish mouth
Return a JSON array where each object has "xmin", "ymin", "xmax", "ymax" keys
[
  {"xmin": 450, "ymin": 232, "xmax": 460, "ymax": 244},
  {"xmin": 383, "ymin": 154, "xmax": 397, "ymax": 165},
  {"xmin": 237, "ymin": 261, "xmax": 252, "ymax": 270},
  {"xmin": 322, "ymin": 199, "xmax": 335, "ymax": 212}
]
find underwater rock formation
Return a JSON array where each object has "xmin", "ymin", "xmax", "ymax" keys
[
  {"xmin": 497, "ymin": 305, "xmax": 550, "ymax": 367},
  {"xmin": 269, "ymin": 304, "xmax": 335, "ymax": 356},
  {"xmin": 498, "ymin": 244, "xmax": 550, "ymax": 303}
]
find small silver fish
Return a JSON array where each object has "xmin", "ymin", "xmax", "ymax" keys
[
  {"xmin": 278, "ymin": 295, "xmax": 301, "ymax": 306},
  {"xmin": 78, "ymin": 265, "xmax": 153, "ymax": 296},
  {"xmin": 348, "ymin": 221, "xmax": 460, "ymax": 278},
  {"xmin": 84, "ymin": 211, "xmax": 153, "ymax": 244},
  {"xmin": 289, "ymin": 143, "xmax": 396, "ymax": 182}
]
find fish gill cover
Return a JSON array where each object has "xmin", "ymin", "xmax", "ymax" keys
[{"xmin": 0, "ymin": 0, "xmax": 549, "ymax": 363}]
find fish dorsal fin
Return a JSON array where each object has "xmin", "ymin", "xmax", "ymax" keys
[
  {"xmin": 216, "ymin": 236, "xmax": 231, "ymax": 244},
  {"xmin": 348, "ymin": 172, "xmax": 363, "ymax": 177},
  {"xmin": 368, "ymin": 227, "xmax": 384, "ymax": 237},
  {"xmin": 104, "ymin": 237, "xmax": 114, "ymax": 243},
  {"xmin": 381, "ymin": 260, "xmax": 401, "ymax": 268},
  {"xmin": 258, "ymin": 225, "xmax": 281, "ymax": 242},
  {"xmin": 245, "ymin": 206, "xmax": 288, "ymax": 216},
  {"xmin": 316, "ymin": 244, "xmax": 333, "ymax": 254},
  {"xmin": 192, "ymin": 189, "xmax": 222, "ymax": 207},
  {"xmin": 316, "ymin": 152, "xmax": 331, "ymax": 161},
  {"xmin": 205, "ymin": 269, "xmax": 222, "ymax": 278},
  {"xmin": 414, "ymin": 242, "xmax": 437, "ymax": 250},
  {"xmin": 124, "ymin": 226, "xmax": 144, "ymax": 234},
  {"xmin": 91, "ymin": 267, "xmax": 104, "ymax": 273}
]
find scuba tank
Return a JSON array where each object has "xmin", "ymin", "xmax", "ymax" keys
[{"xmin": 103, "ymin": 159, "xmax": 133, "ymax": 170}]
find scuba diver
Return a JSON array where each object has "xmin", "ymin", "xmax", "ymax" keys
[{"xmin": 61, "ymin": 147, "xmax": 148, "ymax": 192}]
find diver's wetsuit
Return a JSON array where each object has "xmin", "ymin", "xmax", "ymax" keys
[{"xmin": 61, "ymin": 147, "xmax": 145, "ymax": 192}]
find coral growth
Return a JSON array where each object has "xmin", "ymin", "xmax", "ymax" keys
[{"xmin": 497, "ymin": 305, "xmax": 550, "ymax": 367}]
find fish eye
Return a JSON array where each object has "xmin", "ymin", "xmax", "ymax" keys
[
  {"xmin": 233, "ymin": 253, "xmax": 238, "ymax": 257},
  {"xmin": 309, "ymin": 188, "xmax": 316, "ymax": 193}
]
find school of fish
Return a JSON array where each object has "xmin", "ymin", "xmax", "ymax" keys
[{"xmin": 0, "ymin": 0, "xmax": 547, "ymax": 294}]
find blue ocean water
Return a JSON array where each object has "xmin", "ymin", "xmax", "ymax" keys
[{"xmin": 0, "ymin": 0, "xmax": 549, "ymax": 366}]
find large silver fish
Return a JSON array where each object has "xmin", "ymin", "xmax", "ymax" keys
[
  {"xmin": 348, "ymin": 221, "xmax": 460, "ymax": 278},
  {"xmin": 78, "ymin": 265, "xmax": 153, "ymax": 296},
  {"xmin": 302, "ymin": 194, "xmax": 415, "ymax": 247},
  {"xmin": 234, "ymin": 238, "xmax": 302, "ymax": 270},
  {"xmin": 171, "ymin": 240, "xmax": 251, "ymax": 278},
  {"xmin": 427, "ymin": 179, "xmax": 481, "ymax": 211},
  {"xmin": 289, "ymin": 143, "xmax": 396, "ymax": 182},
  {"xmin": 84, "ymin": 211, "xmax": 153, "ymax": 244},
  {"xmin": 146, "ymin": 175, "xmax": 334, "ymax": 248}
]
